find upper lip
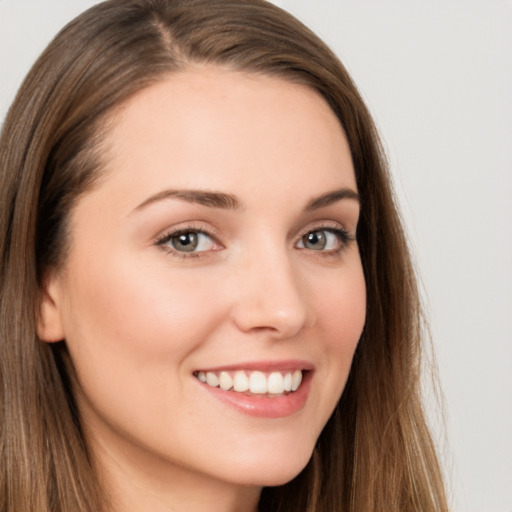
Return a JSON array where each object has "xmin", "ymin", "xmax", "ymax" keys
[{"xmin": 194, "ymin": 359, "xmax": 315, "ymax": 373}]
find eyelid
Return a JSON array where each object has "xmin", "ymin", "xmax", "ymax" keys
[
  {"xmin": 295, "ymin": 221, "xmax": 355, "ymax": 251},
  {"xmin": 295, "ymin": 220, "xmax": 352, "ymax": 239},
  {"xmin": 154, "ymin": 223, "xmax": 223, "ymax": 256}
]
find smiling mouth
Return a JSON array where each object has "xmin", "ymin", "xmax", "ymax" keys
[{"xmin": 194, "ymin": 369, "xmax": 304, "ymax": 397}]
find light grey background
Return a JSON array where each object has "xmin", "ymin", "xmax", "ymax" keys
[{"xmin": 1, "ymin": 1, "xmax": 511, "ymax": 511}]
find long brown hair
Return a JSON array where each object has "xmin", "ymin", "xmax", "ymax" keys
[{"xmin": 0, "ymin": 1, "xmax": 448, "ymax": 510}]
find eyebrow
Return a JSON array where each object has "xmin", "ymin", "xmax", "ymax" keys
[
  {"xmin": 132, "ymin": 186, "xmax": 359, "ymax": 214},
  {"xmin": 133, "ymin": 189, "xmax": 242, "ymax": 212},
  {"xmin": 304, "ymin": 188, "xmax": 360, "ymax": 211}
]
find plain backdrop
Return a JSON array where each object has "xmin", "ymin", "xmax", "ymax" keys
[{"xmin": 1, "ymin": 1, "xmax": 511, "ymax": 511}]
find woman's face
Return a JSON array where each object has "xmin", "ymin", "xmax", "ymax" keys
[{"xmin": 40, "ymin": 67, "xmax": 366, "ymax": 494}]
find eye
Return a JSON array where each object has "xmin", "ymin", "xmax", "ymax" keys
[
  {"xmin": 296, "ymin": 228, "xmax": 350, "ymax": 252},
  {"xmin": 157, "ymin": 229, "xmax": 217, "ymax": 254}
]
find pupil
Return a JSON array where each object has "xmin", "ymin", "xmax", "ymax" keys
[
  {"xmin": 173, "ymin": 232, "xmax": 198, "ymax": 251},
  {"xmin": 307, "ymin": 231, "xmax": 326, "ymax": 250}
]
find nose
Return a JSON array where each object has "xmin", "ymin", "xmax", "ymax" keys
[{"xmin": 229, "ymin": 248, "xmax": 314, "ymax": 339}]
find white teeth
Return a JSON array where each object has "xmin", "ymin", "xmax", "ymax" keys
[
  {"xmin": 197, "ymin": 369, "xmax": 304, "ymax": 395},
  {"xmin": 233, "ymin": 371, "xmax": 250, "ymax": 392},
  {"xmin": 291, "ymin": 370, "xmax": 302, "ymax": 391},
  {"xmin": 219, "ymin": 371, "xmax": 233, "ymax": 391},
  {"xmin": 267, "ymin": 372, "xmax": 284, "ymax": 394},
  {"xmin": 283, "ymin": 372, "xmax": 292, "ymax": 392},
  {"xmin": 249, "ymin": 371, "xmax": 267, "ymax": 394},
  {"xmin": 206, "ymin": 372, "xmax": 219, "ymax": 387}
]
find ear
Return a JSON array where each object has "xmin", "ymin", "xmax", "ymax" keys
[{"xmin": 37, "ymin": 273, "xmax": 66, "ymax": 343}]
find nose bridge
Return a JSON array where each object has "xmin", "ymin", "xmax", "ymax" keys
[{"xmin": 231, "ymin": 237, "xmax": 313, "ymax": 338}]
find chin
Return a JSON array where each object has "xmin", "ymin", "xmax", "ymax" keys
[
  {"xmin": 254, "ymin": 464, "xmax": 310, "ymax": 488},
  {"xmin": 218, "ymin": 443, "xmax": 315, "ymax": 488}
]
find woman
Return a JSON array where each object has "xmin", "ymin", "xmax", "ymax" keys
[{"xmin": 0, "ymin": 1, "xmax": 448, "ymax": 510}]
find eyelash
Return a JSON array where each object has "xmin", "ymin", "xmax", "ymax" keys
[
  {"xmin": 155, "ymin": 224, "xmax": 221, "ymax": 259},
  {"xmin": 155, "ymin": 223, "xmax": 355, "ymax": 259},
  {"xmin": 296, "ymin": 225, "xmax": 354, "ymax": 255}
]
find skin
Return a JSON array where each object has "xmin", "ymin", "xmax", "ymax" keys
[{"xmin": 38, "ymin": 66, "xmax": 366, "ymax": 512}]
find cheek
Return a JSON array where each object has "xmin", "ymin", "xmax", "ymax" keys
[
  {"xmin": 58, "ymin": 250, "xmax": 229, "ymax": 404},
  {"xmin": 65, "ymin": 254, "xmax": 216, "ymax": 348},
  {"xmin": 58, "ymin": 251, "xmax": 232, "ymax": 452},
  {"xmin": 316, "ymin": 262, "xmax": 366, "ymax": 350},
  {"xmin": 311, "ymin": 259, "xmax": 366, "ymax": 403}
]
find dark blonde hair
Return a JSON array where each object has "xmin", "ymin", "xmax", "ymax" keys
[{"xmin": 0, "ymin": 1, "xmax": 448, "ymax": 510}]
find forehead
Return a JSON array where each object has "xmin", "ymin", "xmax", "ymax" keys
[{"xmin": 93, "ymin": 66, "xmax": 356, "ymax": 207}]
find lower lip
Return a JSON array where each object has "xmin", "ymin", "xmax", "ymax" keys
[{"xmin": 197, "ymin": 371, "xmax": 313, "ymax": 419}]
